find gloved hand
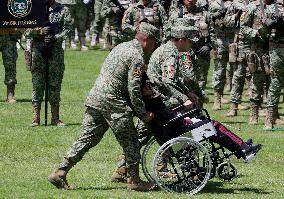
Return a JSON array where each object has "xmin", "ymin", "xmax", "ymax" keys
[
  {"xmin": 83, "ymin": 0, "xmax": 91, "ymax": 4},
  {"xmin": 198, "ymin": 46, "xmax": 211, "ymax": 56},
  {"xmin": 44, "ymin": 35, "xmax": 56, "ymax": 43},
  {"xmin": 112, "ymin": 7, "xmax": 124, "ymax": 15}
]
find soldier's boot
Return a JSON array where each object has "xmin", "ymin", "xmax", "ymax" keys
[
  {"xmin": 6, "ymin": 84, "xmax": 16, "ymax": 103},
  {"xmin": 127, "ymin": 164, "xmax": 156, "ymax": 191},
  {"xmin": 227, "ymin": 103, "xmax": 238, "ymax": 117},
  {"xmin": 259, "ymin": 107, "xmax": 266, "ymax": 117},
  {"xmin": 274, "ymin": 108, "xmax": 284, "ymax": 125},
  {"xmin": 31, "ymin": 104, "xmax": 41, "ymax": 127},
  {"xmin": 249, "ymin": 104, "xmax": 259, "ymax": 125},
  {"xmin": 90, "ymin": 33, "xmax": 98, "ymax": 47},
  {"xmin": 111, "ymin": 155, "xmax": 127, "ymax": 183},
  {"xmin": 70, "ymin": 38, "xmax": 77, "ymax": 49},
  {"xmin": 221, "ymin": 96, "xmax": 230, "ymax": 104},
  {"xmin": 79, "ymin": 36, "xmax": 89, "ymax": 51},
  {"xmin": 213, "ymin": 92, "xmax": 221, "ymax": 111},
  {"xmin": 48, "ymin": 159, "xmax": 74, "ymax": 190},
  {"xmin": 264, "ymin": 107, "xmax": 274, "ymax": 130},
  {"xmin": 51, "ymin": 104, "xmax": 65, "ymax": 126},
  {"xmin": 238, "ymin": 104, "xmax": 249, "ymax": 110}
]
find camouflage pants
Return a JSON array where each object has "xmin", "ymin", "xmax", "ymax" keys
[
  {"xmin": 91, "ymin": 0, "xmax": 104, "ymax": 34},
  {"xmin": 31, "ymin": 47, "xmax": 64, "ymax": 106},
  {"xmin": 196, "ymin": 54, "xmax": 210, "ymax": 90},
  {"xmin": 212, "ymin": 36, "xmax": 234, "ymax": 93},
  {"xmin": 0, "ymin": 37, "xmax": 17, "ymax": 86},
  {"xmin": 107, "ymin": 28, "xmax": 129, "ymax": 48},
  {"xmin": 250, "ymin": 71, "xmax": 270, "ymax": 106},
  {"xmin": 230, "ymin": 62, "xmax": 246, "ymax": 104},
  {"xmin": 267, "ymin": 47, "xmax": 284, "ymax": 108},
  {"xmin": 66, "ymin": 3, "xmax": 89, "ymax": 37},
  {"xmin": 65, "ymin": 106, "xmax": 140, "ymax": 166}
]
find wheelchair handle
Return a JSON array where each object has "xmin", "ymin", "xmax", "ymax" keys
[{"xmin": 163, "ymin": 108, "xmax": 211, "ymax": 127}]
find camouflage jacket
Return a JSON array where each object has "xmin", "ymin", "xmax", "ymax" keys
[
  {"xmin": 240, "ymin": 0, "xmax": 269, "ymax": 47},
  {"xmin": 85, "ymin": 39, "xmax": 147, "ymax": 117},
  {"xmin": 147, "ymin": 40, "xmax": 199, "ymax": 107},
  {"xmin": 101, "ymin": 0, "xmax": 134, "ymax": 28},
  {"xmin": 25, "ymin": 2, "xmax": 73, "ymax": 45},
  {"xmin": 122, "ymin": 0, "xmax": 167, "ymax": 37}
]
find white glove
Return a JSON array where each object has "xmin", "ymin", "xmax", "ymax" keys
[{"xmin": 83, "ymin": 0, "xmax": 91, "ymax": 4}]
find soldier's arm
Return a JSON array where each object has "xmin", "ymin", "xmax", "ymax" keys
[
  {"xmin": 54, "ymin": 7, "xmax": 73, "ymax": 41},
  {"xmin": 240, "ymin": 5, "xmax": 258, "ymax": 40},
  {"xmin": 122, "ymin": 6, "xmax": 137, "ymax": 36},
  {"xmin": 128, "ymin": 56, "xmax": 147, "ymax": 118}
]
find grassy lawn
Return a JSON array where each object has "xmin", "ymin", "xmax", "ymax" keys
[{"xmin": 0, "ymin": 48, "xmax": 283, "ymax": 199}]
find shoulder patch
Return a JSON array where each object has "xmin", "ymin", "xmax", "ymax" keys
[
  {"xmin": 133, "ymin": 63, "xmax": 142, "ymax": 78},
  {"xmin": 180, "ymin": 53, "xmax": 193, "ymax": 69}
]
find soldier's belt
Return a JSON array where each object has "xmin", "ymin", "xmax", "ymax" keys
[{"xmin": 32, "ymin": 42, "xmax": 62, "ymax": 48}]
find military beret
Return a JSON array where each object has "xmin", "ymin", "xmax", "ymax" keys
[
  {"xmin": 170, "ymin": 25, "xmax": 200, "ymax": 41},
  {"xmin": 138, "ymin": 22, "xmax": 160, "ymax": 41}
]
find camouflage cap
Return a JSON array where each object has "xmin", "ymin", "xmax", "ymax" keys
[
  {"xmin": 170, "ymin": 25, "xmax": 200, "ymax": 41},
  {"xmin": 138, "ymin": 22, "xmax": 160, "ymax": 41}
]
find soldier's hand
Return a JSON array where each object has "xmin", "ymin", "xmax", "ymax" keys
[
  {"xmin": 183, "ymin": 100, "xmax": 194, "ymax": 110},
  {"xmin": 198, "ymin": 46, "xmax": 210, "ymax": 56},
  {"xmin": 44, "ymin": 35, "xmax": 56, "ymax": 43},
  {"xmin": 189, "ymin": 92, "xmax": 199, "ymax": 106},
  {"xmin": 42, "ymin": 26, "xmax": 51, "ymax": 35},
  {"xmin": 142, "ymin": 112, "xmax": 154, "ymax": 122}
]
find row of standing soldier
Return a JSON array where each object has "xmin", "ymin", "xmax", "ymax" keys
[{"xmin": 1, "ymin": 0, "xmax": 284, "ymax": 130}]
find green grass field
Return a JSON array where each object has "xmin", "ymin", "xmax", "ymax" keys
[{"xmin": 0, "ymin": 48, "xmax": 283, "ymax": 199}]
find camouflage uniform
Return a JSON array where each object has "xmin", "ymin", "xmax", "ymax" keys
[
  {"xmin": 25, "ymin": 2, "xmax": 73, "ymax": 126},
  {"xmin": 50, "ymin": 25, "xmax": 160, "ymax": 193},
  {"xmin": 240, "ymin": 0, "xmax": 270, "ymax": 124},
  {"xmin": 169, "ymin": 3, "xmax": 215, "ymax": 90},
  {"xmin": 101, "ymin": 0, "xmax": 134, "ymax": 48},
  {"xmin": 122, "ymin": 0, "xmax": 168, "ymax": 39},
  {"xmin": 147, "ymin": 27, "xmax": 204, "ymax": 107},
  {"xmin": 224, "ymin": 0, "xmax": 252, "ymax": 116},
  {"xmin": 0, "ymin": 35, "xmax": 17, "ymax": 102},
  {"xmin": 209, "ymin": 0, "xmax": 239, "ymax": 110},
  {"xmin": 263, "ymin": 0, "xmax": 284, "ymax": 129}
]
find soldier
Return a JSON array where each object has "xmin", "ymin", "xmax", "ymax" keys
[
  {"xmin": 0, "ymin": 35, "xmax": 17, "ymax": 103},
  {"xmin": 101, "ymin": 0, "xmax": 134, "ymax": 49},
  {"xmin": 48, "ymin": 22, "xmax": 159, "ymax": 191},
  {"xmin": 111, "ymin": 24, "xmax": 201, "ymax": 183},
  {"xmin": 169, "ymin": 0, "xmax": 215, "ymax": 93},
  {"xmin": 224, "ymin": 0, "xmax": 252, "ymax": 117},
  {"xmin": 263, "ymin": 0, "xmax": 284, "ymax": 129},
  {"xmin": 122, "ymin": 0, "xmax": 168, "ymax": 40},
  {"xmin": 25, "ymin": 0, "xmax": 73, "ymax": 126},
  {"xmin": 209, "ymin": 0, "xmax": 239, "ymax": 110},
  {"xmin": 90, "ymin": 0, "xmax": 104, "ymax": 47},
  {"xmin": 239, "ymin": 0, "xmax": 270, "ymax": 124}
]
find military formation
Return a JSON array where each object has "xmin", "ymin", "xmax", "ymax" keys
[{"xmin": 0, "ymin": 0, "xmax": 283, "ymax": 192}]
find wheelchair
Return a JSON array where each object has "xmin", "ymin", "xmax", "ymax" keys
[{"xmin": 141, "ymin": 108, "xmax": 238, "ymax": 195}]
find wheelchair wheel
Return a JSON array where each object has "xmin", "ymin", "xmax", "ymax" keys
[
  {"xmin": 141, "ymin": 137, "xmax": 160, "ymax": 182},
  {"xmin": 216, "ymin": 162, "xmax": 237, "ymax": 181},
  {"xmin": 152, "ymin": 137, "xmax": 212, "ymax": 195}
]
